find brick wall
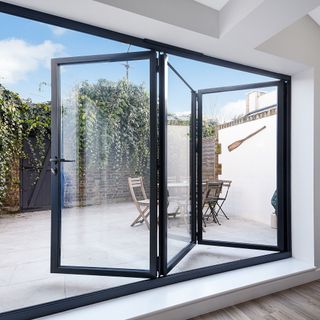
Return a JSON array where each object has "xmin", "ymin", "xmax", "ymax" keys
[
  {"xmin": 63, "ymin": 163, "xmax": 150, "ymax": 207},
  {"xmin": 202, "ymin": 137, "xmax": 219, "ymax": 182}
]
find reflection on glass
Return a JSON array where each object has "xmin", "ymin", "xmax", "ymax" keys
[
  {"xmin": 202, "ymin": 87, "xmax": 278, "ymax": 246},
  {"xmin": 60, "ymin": 60, "xmax": 151, "ymax": 269},
  {"xmin": 166, "ymin": 64, "xmax": 192, "ymax": 262}
]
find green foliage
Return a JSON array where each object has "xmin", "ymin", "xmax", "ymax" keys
[
  {"xmin": 202, "ymin": 120, "xmax": 218, "ymax": 138},
  {"xmin": 0, "ymin": 78, "xmax": 150, "ymax": 207},
  {"xmin": 0, "ymin": 84, "xmax": 50, "ymax": 206},
  {"xmin": 167, "ymin": 113, "xmax": 218, "ymax": 138},
  {"xmin": 65, "ymin": 78, "xmax": 150, "ymax": 176},
  {"xmin": 167, "ymin": 113, "xmax": 190, "ymax": 126}
]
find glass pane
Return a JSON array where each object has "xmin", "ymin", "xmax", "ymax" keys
[
  {"xmin": 167, "ymin": 55, "xmax": 274, "ymax": 90},
  {"xmin": 201, "ymin": 86, "xmax": 278, "ymax": 246},
  {"xmin": 60, "ymin": 58, "xmax": 151, "ymax": 269},
  {"xmin": 166, "ymin": 63, "xmax": 192, "ymax": 262}
]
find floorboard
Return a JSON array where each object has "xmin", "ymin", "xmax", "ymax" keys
[{"xmin": 191, "ymin": 280, "xmax": 320, "ymax": 320}]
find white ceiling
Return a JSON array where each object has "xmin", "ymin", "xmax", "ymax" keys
[
  {"xmin": 194, "ymin": 0, "xmax": 229, "ymax": 11},
  {"xmin": 95, "ymin": 0, "xmax": 220, "ymax": 38},
  {"xmin": 309, "ymin": 6, "xmax": 320, "ymax": 25},
  {"xmin": 2, "ymin": 0, "xmax": 320, "ymax": 75}
]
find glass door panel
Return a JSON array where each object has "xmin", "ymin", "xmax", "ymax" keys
[
  {"xmin": 51, "ymin": 51, "xmax": 157, "ymax": 278},
  {"xmin": 159, "ymin": 54, "xmax": 196, "ymax": 275},
  {"xmin": 198, "ymin": 81, "xmax": 283, "ymax": 251}
]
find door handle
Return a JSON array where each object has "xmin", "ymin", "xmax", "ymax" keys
[
  {"xmin": 60, "ymin": 159, "xmax": 76, "ymax": 163},
  {"xmin": 50, "ymin": 158, "xmax": 76, "ymax": 164}
]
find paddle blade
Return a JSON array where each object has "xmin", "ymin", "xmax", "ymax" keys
[{"xmin": 228, "ymin": 140, "xmax": 242, "ymax": 152}]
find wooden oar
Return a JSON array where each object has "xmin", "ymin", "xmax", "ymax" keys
[{"xmin": 228, "ymin": 125, "xmax": 266, "ymax": 152}]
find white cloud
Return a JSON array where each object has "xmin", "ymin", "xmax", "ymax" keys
[
  {"xmin": 174, "ymin": 111, "xmax": 191, "ymax": 117},
  {"xmin": 0, "ymin": 38, "xmax": 64, "ymax": 84},
  {"xmin": 50, "ymin": 26, "xmax": 67, "ymax": 36},
  {"xmin": 214, "ymin": 99, "xmax": 246, "ymax": 123},
  {"xmin": 212, "ymin": 89, "xmax": 277, "ymax": 123}
]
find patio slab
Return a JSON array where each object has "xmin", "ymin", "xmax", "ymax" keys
[{"xmin": 0, "ymin": 202, "xmax": 276, "ymax": 313}]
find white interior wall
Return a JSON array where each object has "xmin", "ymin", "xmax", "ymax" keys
[
  {"xmin": 258, "ymin": 16, "xmax": 320, "ymax": 266},
  {"xmin": 314, "ymin": 68, "xmax": 320, "ymax": 267},
  {"xmin": 291, "ymin": 68, "xmax": 315, "ymax": 264},
  {"xmin": 219, "ymin": 116, "xmax": 276, "ymax": 225}
]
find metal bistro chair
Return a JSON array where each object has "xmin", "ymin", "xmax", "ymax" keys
[
  {"xmin": 128, "ymin": 177, "xmax": 150, "ymax": 229},
  {"xmin": 202, "ymin": 180, "xmax": 223, "ymax": 226},
  {"xmin": 215, "ymin": 180, "xmax": 232, "ymax": 220}
]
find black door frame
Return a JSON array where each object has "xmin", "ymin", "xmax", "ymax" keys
[
  {"xmin": 50, "ymin": 50, "xmax": 158, "ymax": 278},
  {"xmin": 159, "ymin": 53, "xmax": 197, "ymax": 275},
  {"xmin": 0, "ymin": 3, "xmax": 291, "ymax": 320},
  {"xmin": 197, "ymin": 80, "xmax": 290, "ymax": 252}
]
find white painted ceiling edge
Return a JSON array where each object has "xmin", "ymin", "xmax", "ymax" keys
[
  {"xmin": 95, "ymin": 0, "xmax": 220, "ymax": 38},
  {"xmin": 309, "ymin": 6, "xmax": 320, "ymax": 25},
  {"xmin": 258, "ymin": 16, "xmax": 320, "ymax": 69},
  {"xmin": 2, "ymin": 0, "xmax": 320, "ymax": 75},
  {"xmin": 194, "ymin": 0, "xmax": 230, "ymax": 11}
]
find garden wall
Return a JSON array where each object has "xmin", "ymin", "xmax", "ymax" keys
[
  {"xmin": 218, "ymin": 114, "xmax": 277, "ymax": 225},
  {"xmin": 63, "ymin": 161, "xmax": 149, "ymax": 207}
]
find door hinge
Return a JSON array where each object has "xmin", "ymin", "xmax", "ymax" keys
[{"xmin": 156, "ymin": 58, "xmax": 160, "ymax": 73}]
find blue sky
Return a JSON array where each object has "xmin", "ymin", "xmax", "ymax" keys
[{"xmin": 0, "ymin": 12, "xmax": 276, "ymax": 119}]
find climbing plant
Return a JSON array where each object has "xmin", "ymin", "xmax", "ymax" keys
[
  {"xmin": 0, "ymin": 78, "xmax": 150, "ymax": 209},
  {"xmin": 202, "ymin": 120, "xmax": 218, "ymax": 138},
  {"xmin": 70, "ymin": 78, "xmax": 150, "ymax": 174},
  {"xmin": 60, "ymin": 78, "xmax": 150, "ymax": 205},
  {"xmin": 0, "ymin": 84, "xmax": 50, "ymax": 207}
]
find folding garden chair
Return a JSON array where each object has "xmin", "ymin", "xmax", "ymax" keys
[
  {"xmin": 202, "ymin": 180, "xmax": 222, "ymax": 226},
  {"xmin": 128, "ymin": 177, "xmax": 150, "ymax": 229},
  {"xmin": 215, "ymin": 180, "xmax": 232, "ymax": 220}
]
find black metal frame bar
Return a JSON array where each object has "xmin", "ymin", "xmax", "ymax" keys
[
  {"xmin": 198, "ymin": 81, "xmax": 282, "ymax": 95},
  {"xmin": 159, "ymin": 53, "xmax": 168, "ymax": 275},
  {"xmin": 191, "ymin": 91, "xmax": 198, "ymax": 243},
  {"xmin": 277, "ymin": 80, "xmax": 291, "ymax": 252},
  {"xmin": 197, "ymin": 81, "xmax": 289, "ymax": 253},
  {"xmin": 0, "ymin": 252, "xmax": 291, "ymax": 320},
  {"xmin": 0, "ymin": 2, "xmax": 292, "ymax": 319},
  {"xmin": 167, "ymin": 62, "xmax": 195, "ymax": 93},
  {"xmin": 51, "ymin": 50, "xmax": 158, "ymax": 278},
  {"xmin": 159, "ymin": 54, "xmax": 197, "ymax": 275}
]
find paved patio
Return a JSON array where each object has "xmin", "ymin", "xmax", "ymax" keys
[{"xmin": 0, "ymin": 202, "xmax": 276, "ymax": 312}]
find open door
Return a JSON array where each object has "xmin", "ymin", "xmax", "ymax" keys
[
  {"xmin": 50, "ymin": 51, "xmax": 158, "ymax": 278},
  {"xmin": 197, "ymin": 80, "xmax": 286, "ymax": 252},
  {"xmin": 159, "ymin": 54, "xmax": 197, "ymax": 275}
]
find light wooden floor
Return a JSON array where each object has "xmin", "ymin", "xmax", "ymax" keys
[{"xmin": 191, "ymin": 280, "xmax": 320, "ymax": 320}]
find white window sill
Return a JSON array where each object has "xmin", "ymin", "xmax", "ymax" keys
[{"xmin": 40, "ymin": 258, "xmax": 317, "ymax": 320}]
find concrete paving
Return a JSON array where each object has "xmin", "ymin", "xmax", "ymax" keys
[{"xmin": 0, "ymin": 202, "xmax": 276, "ymax": 312}]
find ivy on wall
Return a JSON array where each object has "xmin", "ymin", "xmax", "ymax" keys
[
  {"xmin": 202, "ymin": 120, "xmax": 218, "ymax": 138},
  {"xmin": 0, "ymin": 78, "xmax": 151, "ymax": 210},
  {"xmin": 0, "ymin": 84, "xmax": 50, "ymax": 208},
  {"xmin": 61, "ymin": 78, "xmax": 151, "ymax": 205},
  {"xmin": 71, "ymin": 78, "xmax": 150, "ymax": 174}
]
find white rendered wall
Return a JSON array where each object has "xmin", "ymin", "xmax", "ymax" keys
[{"xmin": 219, "ymin": 116, "xmax": 276, "ymax": 225}]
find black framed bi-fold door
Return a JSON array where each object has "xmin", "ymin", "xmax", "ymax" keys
[
  {"xmin": 50, "ymin": 51, "xmax": 158, "ymax": 278},
  {"xmin": 197, "ymin": 80, "xmax": 289, "ymax": 253},
  {"xmin": 159, "ymin": 53, "xmax": 197, "ymax": 275}
]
